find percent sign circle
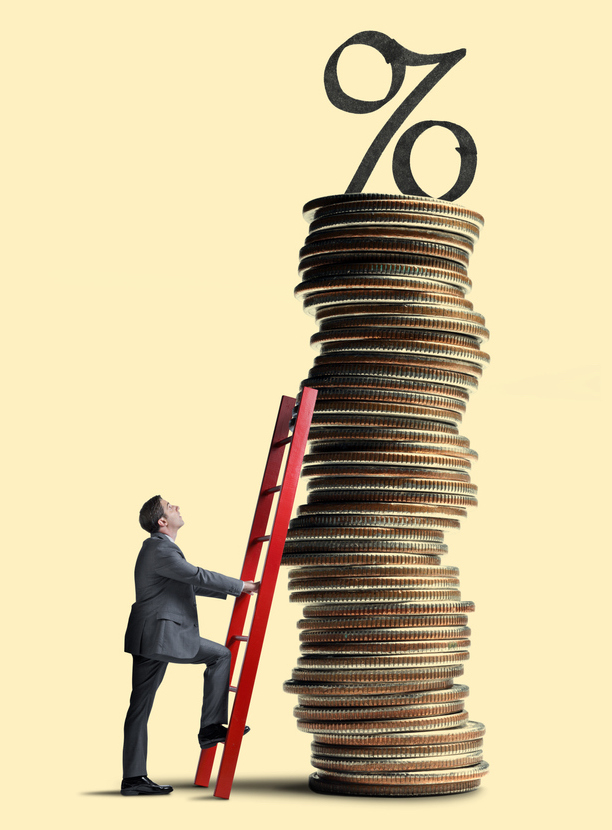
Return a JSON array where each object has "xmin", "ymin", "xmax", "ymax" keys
[{"xmin": 324, "ymin": 31, "xmax": 477, "ymax": 200}]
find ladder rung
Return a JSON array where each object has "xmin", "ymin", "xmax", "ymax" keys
[
  {"xmin": 262, "ymin": 485, "xmax": 282, "ymax": 495},
  {"xmin": 252, "ymin": 535, "xmax": 271, "ymax": 543},
  {"xmin": 231, "ymin": 635, "xmax": 249, "ymax": 642},
  {"xmin": 275, "ymin": 436, "xmax": 292, "ymax": 446},
  {"xmin": 229, "ymin": 685, "xmax": 238, "ymax": 693}
]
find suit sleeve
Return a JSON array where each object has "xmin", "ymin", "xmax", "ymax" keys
[{"xmin": 153, "ymin": 545, "xmax": 243, "ymax": 598}]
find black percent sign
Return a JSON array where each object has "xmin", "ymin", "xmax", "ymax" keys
[{"xmin": 324, "ymin": 31, "xmax": 477, "ymax": 201}]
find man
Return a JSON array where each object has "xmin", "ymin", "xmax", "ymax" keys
[{"xmin": 121, "ymin": 495, "xmax": 259, "ymax": 796}]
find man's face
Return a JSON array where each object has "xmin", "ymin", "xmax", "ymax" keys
[{"xmin": 159, "ymin": 498, "xmax": 184, "ymax": 533}]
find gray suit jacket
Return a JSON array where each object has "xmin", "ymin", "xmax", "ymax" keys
[{"xmin": 124, "ymin": 532, "xmax": 243, "ymax": 660}]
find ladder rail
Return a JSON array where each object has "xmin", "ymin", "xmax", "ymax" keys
[
  {"xmin": 193, "ymin": 390, "xmax": 316, "ymax": 793},
  {"xmin": 214, "ymin": 387, "xmax": 317, "ymax": 798}
]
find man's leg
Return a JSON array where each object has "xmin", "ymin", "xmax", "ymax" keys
[
  {"xmin": 170, "ymin": 638, "xmax": 231, "ymax": 739},
  {"xmin": 122, "ymin": 655, "xmax": 168, "ymax": 779}
]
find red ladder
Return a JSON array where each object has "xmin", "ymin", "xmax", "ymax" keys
[{"xmin": 194, "ymin": 387, "xmax": 317, "ymax": 799}]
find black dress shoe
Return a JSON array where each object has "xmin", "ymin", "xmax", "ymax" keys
[
  {"xmin": 198, "ymin": 723, "xmax": 251, "ymax": 749},
  {"xmin": 120, "ymin": 775, "xmax": 173, "ymax": 796}
]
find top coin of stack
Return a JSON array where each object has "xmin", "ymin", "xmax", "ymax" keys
[{"xmin": 282, "ymin": 193, "xmax": 489, "ymax": 797}]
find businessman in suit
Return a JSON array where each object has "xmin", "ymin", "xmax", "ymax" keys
[{"xmin": 121, "ymin": 495, "xmax": 259, "ymax": 796}]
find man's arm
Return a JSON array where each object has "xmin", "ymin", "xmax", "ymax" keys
[{"xmin": 154, "ymin": 544, "xmax": 244, "ymax": 597}]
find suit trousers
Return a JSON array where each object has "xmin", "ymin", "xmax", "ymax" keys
[{"xmin": 122, "ymin": 637, "xmax": 231, "ymax": 778}]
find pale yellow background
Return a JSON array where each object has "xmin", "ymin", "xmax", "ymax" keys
[{"xmin": 1, "ymin": 2, "xmax": 608, "ymax": 829}]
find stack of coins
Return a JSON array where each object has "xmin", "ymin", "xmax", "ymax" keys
[{"xmin": 281, "ymin": 193, "xmax": 489, "ymax": 797}]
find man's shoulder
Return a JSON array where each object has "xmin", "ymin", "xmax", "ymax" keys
[{"xmin": 140, "ymin": 533, "xmax": 183, "ymax": 554}]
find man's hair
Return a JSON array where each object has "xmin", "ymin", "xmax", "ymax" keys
[{"xmin": 139, "ymin": 495, "xmax": 165, "ymax": 533}]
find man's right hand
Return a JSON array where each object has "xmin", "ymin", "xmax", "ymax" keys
[{"xmin": 242, "ymin": 581, "xmax": 260, "ymax": 595}]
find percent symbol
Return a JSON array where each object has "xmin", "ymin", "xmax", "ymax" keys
[{"xmin": 324, "ymin": 31, "xmax": 477, "ymax": 200}]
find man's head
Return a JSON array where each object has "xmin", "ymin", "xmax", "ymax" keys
[{"xmin": 139, "ymin": 495, "xmax": 184, "ymax": 537}]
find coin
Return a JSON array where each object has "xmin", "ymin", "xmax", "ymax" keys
[
  {"xmin": 306, "ymin": 490, "xmax": 477, "ymax": 509},
  {"xmin": 297, "ymin": 625, "xmax": 469, "ymax": 643},
  {"xmin": 291, "ymin": 589, "xmax": 464, "ymax": 605},
  {"xmin": 307, "ymin": 472, "xmax": 475, "ymax": 490},
  {"xmin": 307, "ymin": 210, "xmax": 482, "ymax": 241},
  {"xmin": 307, "ymin": 774, "xmax": 483, "ymax": 796},
  {"xmin": 298, "ymin": 638, "xmax": 469, "ymax": 655},
  {"xmin": 290, "ymin": 573, "xmax": 461, "ymax": 589},
  {"xmin": 292, "ymin": 508, "xmax": 465, "ymax": 523},
  {"xmin": 283, "ymin": 678, "xmax": 457, "ymax": 696},
  {"xmin": 285, "ymin": 528, "xmax": 449, "ymax": 542},
  {"xmin": 316, "ymin": 314, "xmax": 488, "ymax": 343},
  {"xmin": 302, "ymin": 601, "xmax": 475, "ymax": 617},
  {"xmin": 288, "ymin": 564, "xmax": 459, "ymax": 580},
  {"xmin": 312, "ymin": 351, "xmax": 484, "ymax": 380},
  {"xmin": 302, "ymin": 193, "xmax": 484, "ymax": 226},
  {"xmin": 296, "ymin": 273, "xmax": 472, "ymax": 299},
  {"xmin": 297, "ymin": 699, "xmax": 467, "ymax": 721},
  {"xmin": 310, "ymin": 750, "xmax": 484, "ymax": 773},
  {"xmin": 298, "ymin": 386, "xmax": 469, "ymax": 413},
  {"xmin": 296, "ymin": 614, "xmax": 471, "ymax": 630},
  {"xmin": 310, "ymin": 720, "xmax": 486, "ymax": 745},
  {"xmin": 291, "ymin": 665, "xmax": 465, "ymax": 683},
  {"xmin": 298, "ymin": 683, "xmax": 469, "ymax": 707},
  {"xmin": 298, "ymin": 711, "xmax": 470, "ymax": 734},
  {"xmin": 295, "ymin": 651, "xmax": 468, "ymax": 669},
  {"xmin": 303, "ymin": 289, "xmax": 476, "ymax": 315},
  {"xmin": 301, "ymin": 384, "xmax": 469, "ymax": 410},
  {"xmin": 310, "ymin": 737, "xmax": 482, "ymax": 758}
]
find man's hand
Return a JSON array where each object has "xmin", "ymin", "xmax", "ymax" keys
[{"xmin": 242, "ymin": 581, "xmax": 260, "ymax": 595}]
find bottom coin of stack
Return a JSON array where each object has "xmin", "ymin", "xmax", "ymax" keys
[{"xmin": 282, "ymin": 192, "xmax": 489, "ymax": 796}]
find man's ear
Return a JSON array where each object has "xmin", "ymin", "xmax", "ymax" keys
[{"xmin": 157, "ymin": 515, "xmax": 168, "ymax": 528}]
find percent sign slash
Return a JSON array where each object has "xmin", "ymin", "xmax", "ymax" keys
[{"xmin": 324, "ymin": 31, "xmax": 477, "ymax": 201}]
